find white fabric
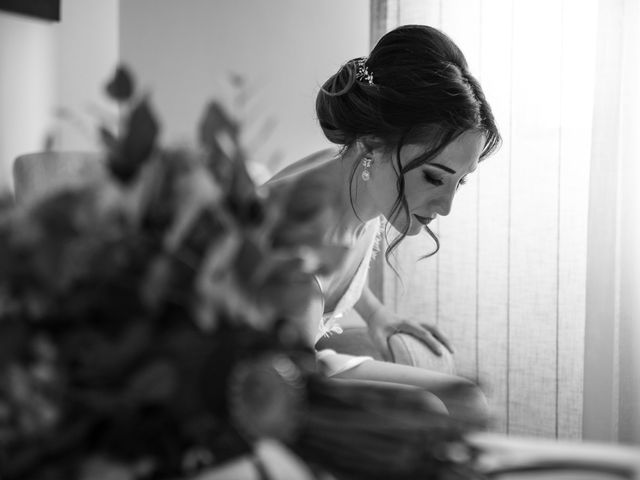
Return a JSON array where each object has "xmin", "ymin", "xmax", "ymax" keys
[
  {"xmin": 315, "ymin": 217, "xmax": 381, "ymax": 377},
  {"xmin": 264, "ymin": 154, "xmax": 381, "ymax": 377},
  {"xmin": 315, "ymin": 216, "xmax": 381, "ymax": 342}
]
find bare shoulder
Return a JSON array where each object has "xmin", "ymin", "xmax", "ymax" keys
[
  {"xmin": 260, "ymin": 147, "xmax": 349, "ymax": 244},
  {"xmin": 263, "ymin": 147, "xmax": 340, "ymax": 187}
]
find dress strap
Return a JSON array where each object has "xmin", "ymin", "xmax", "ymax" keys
[{"xmin": 312, "ymin": 274, "xmax": 325, "ymax": 298}]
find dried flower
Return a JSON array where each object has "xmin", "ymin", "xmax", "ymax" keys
[
  {"xmin": 0, "ymin": 65, "xmax": 341, "ymax": 479},
  {"xmin": 0, "ymin": 66, "xmax": 485, "ymax": 480}
]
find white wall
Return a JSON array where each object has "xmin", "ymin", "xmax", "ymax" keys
[
  {"xmin": 55, "ymin": 0, "xmax": 120, "ymax": 152},
  {"xmin": 119, "ymin": 0, "xmax": 370, "ymax": 179},
  {"xmin": 1, "ymin": 0, "xmax": 367, "ymax": 190},
  {"xmin": 0, "ymin": 12, "xmax": 57, "ymax": 192},
  {"xmin": 0, "ymin": 1, "xmax": 119, "ymax": 193}
]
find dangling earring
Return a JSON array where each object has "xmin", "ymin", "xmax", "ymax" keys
[{"xmin": 361, "ymin": 157, "xmax": 373, "ymax": 181}]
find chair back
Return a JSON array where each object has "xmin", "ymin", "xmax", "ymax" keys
[{"xmin": 13, "ymin": 151, "xmax": 104, "ymax": 204}]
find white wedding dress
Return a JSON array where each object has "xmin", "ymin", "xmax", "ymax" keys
[
  {"xmin": 314, "ymin": 216, "xmax": 380, "ymax": 376},
  {"xmin": 264, "ymin": 149, "xmax": 381, "ymax": 377}
]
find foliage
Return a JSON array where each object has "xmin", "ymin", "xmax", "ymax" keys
[
  {"xmin": 0, "ymin": 66, "xmax": 483, "ymax": 480},
  {"xmin": 0, "ymin": 66, "xmax": 343, "ymax": 479}
]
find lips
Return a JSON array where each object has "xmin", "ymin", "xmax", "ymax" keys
[{"xmin": 413, "ymin": 214, "xmax": 434, "ymax": 226}]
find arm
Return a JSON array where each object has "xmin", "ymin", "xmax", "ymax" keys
[
  {"xmin": 297, "ymin": 277, "xmax": 325, "ymax": 349},
  {"xmin": 354, "ymin": 283, "xmax": 453, "ymax": 360},
  {"xmin": 353, "ymin": 283, "xmax": 387, "ymax": 326},
  {"xmin": 353, "ymin": 285, "xmax": 393, "ymax": 361}
]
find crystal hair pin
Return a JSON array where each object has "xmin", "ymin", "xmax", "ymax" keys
[{"xmin": 355, "ymin": 58, "xmax": 374, "ymax": 86}]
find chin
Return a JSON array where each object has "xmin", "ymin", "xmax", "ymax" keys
[
  {"xmin": 388, "ymin": 217, "xmax": 423, "ymax": 236},
  {"xmin": 406, "ymin": 224, "xmax": 424, "ymax": 236}
]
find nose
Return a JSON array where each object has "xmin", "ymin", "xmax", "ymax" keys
[{"xmin": 432, "ymin": 188, "xmax": 456, "ymax": 217}]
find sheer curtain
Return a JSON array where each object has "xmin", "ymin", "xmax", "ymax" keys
[
  {"xmin": 370, "ymin": 0, "xmax": 639, "ymax": 442},
  {"xmin": 583, "ymin": 0, "xmax": 640, "ymax": 444}
]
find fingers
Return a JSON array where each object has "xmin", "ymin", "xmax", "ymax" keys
[
  {"xmin": 393, "ymin": 321, "xmax": 457, "ymax": 356},
  {"xmin": 394, "ymin": 323, "xmax": 444, "ymax": 356},
  {"xmin": 368, "ymin": 321, "xmax": 454, "ymax": 363},
  {"xmin": 418, "ymin": 332, "xmax": 445, "ymax": 357},
  {"xmin": 422, "ymin": 324, "xmax": 455, "ymax": 354}
]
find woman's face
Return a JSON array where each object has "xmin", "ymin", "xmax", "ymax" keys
[{"xmin": 367, "ymin": 130, "xmax": 485, "ymax": 236}]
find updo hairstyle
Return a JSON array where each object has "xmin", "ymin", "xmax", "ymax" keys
[{"xmin": 316, "ymin": 24, "xmax": 501, "ymax": 259}]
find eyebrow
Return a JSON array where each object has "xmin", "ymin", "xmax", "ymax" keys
[{"xmin": 426, "ymin": 162, "xmax": 456, "ymax": 174}]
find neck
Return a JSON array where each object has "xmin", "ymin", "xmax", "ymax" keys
[{"xmin": 337, "ymin": 146, "xmax": 381, "ymax": 234}]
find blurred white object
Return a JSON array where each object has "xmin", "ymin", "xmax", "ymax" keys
[
  {"xmin": 470, "ymin": 432, "xmax": 640, "ymax": 480},
  {"xmin": 195, "ymin": 439, "xmax": 319, "ymax": 480}
]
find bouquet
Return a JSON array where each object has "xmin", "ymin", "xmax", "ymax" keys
[{"xmin": 0, "ymin": 67, "xmax": 484, "ymax": 480}]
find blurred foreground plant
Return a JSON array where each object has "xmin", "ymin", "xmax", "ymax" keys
[{"xmin": 0, "ymin": 66, "xmax": 484, "ymax": 480}]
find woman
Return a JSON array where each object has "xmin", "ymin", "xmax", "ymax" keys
[
  {"xmin": 206, "ymin": 23, "xmax": 501, "ymax": 480},
  {"xmin": 266, "ymin": 24, "xmax": 501, "ymax": 421}
]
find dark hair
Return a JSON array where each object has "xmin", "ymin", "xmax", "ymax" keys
[{"xmin": 316, "ymin": 25, "xmax": 501, "ymax": 262}]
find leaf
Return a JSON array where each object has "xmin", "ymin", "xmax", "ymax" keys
[
  {"xmin": 198, "ymin": 101, "xmax": 239, "ymax": 153},
  {"xmin": 233, "ymin": 236, "xmax": 265, "ymax": 283},
  {"xmin": 0, "ymin": 319, "xmax": 29, "ymax": 368},
  {"xmin": 80, "ymin": 456, "xmax": 140, "ymax": 480},
  {"xmin": 105, "ymin": 65, "xmax": 135, "ymax": 102},
  {"xmin": 127, "ymin": 360, "xmax": 178, "ymax": 403},
  {"xmin": 42, "ymin": 131, "xmax": 55, "ymax": 152},
  {"xmin": 98, "ymin": 125, "xmax": 118, "ymax": 151},
  {"xmin": 109, "ymin": 98, "xmax": 160, "ymax": 183}
]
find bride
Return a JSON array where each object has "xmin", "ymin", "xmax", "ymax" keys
[{"xmin": 264, "ymin": 23, "xmax": 501, "ymax": 421}]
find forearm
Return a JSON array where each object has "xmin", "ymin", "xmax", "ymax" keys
[{"xmin": 354, "ymin": 284, "xmax": 389, "ymax": 327}]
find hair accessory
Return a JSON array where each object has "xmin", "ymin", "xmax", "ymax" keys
[
  {"xmin": 361, "ymin": 157, "xmax": 373, "ymax": 181},
  {"xmin": 355, "ymin": 58, "xmax": 374, "ymax": 86}
]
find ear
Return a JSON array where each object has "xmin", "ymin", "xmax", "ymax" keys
[{"xmin": 355, "ymin": 135, "xmax": 385, "ymax": 157}]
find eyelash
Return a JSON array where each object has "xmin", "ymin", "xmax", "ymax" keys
[
  {"xmin": 423, "ymin": 171, "xmax": 444, "ymax": 186},
  {"xmin": 422, "ymin": 172, "xmax": 469, "ymax": 188}
]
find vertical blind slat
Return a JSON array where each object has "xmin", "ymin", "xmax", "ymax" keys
[
  {"xmin": 370, "ymin": 0, "xmax": 591, "ymax": 438},
  {"xmin": 556, "ymin": 0, "xmax": 596, "ymax": 440},
  {"xmin": 476, "ymin": 0, "xmax": 514, "ymax": 434},
  {"xmin": 505, "ymin": 0, "xmax": 562, "ymax": 437},
  {"xmin": 437, "ymin": 0, "xmax": 483, "ymax": 382}
]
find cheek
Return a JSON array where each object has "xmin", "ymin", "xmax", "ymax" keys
[{"xmin": 403, "ymin": 174, "xmax": 431, "ymax": 209}]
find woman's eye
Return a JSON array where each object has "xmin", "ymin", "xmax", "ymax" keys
[
  {"xmin": 457, "ymin": 175, "xmax": 469, "ymax": 189},
  {"xmin": 423, "ymin": 171, "xmax": 444, "ymax": 186}
]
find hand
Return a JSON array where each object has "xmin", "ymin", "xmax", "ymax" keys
[{"xmin": 367, "ymin": 307, "xmax": 454, "ymax": 361}]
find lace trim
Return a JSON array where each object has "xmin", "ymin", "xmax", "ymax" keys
[
  {"xmin": 370, "ymin": 216, "xmax": 382, "ymax": 261},
  {"xmin": 317, "ymin": 313, "xmax": 344, "ymax": 339}
]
